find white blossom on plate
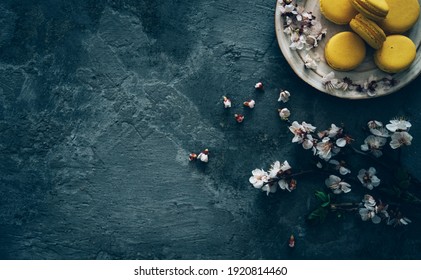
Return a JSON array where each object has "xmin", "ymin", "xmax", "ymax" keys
[
  {"xmin": 325, "ymin": 175, "xmax": 351, "ymax": 194},
  {"xmin": 390, "ymin": 131, "xmax": 413, "ymax": 149},
  {"xmin": 322, "ymin": 72, "xmax": 345, "ymax": 91},
  {"xmin": 303, "ymin": 54, "xmax": 318, "ymax": 70},
  {"xmin": 289, "ymin": 33, "xmax": 307, "ymax": 50},
  {"xmin": 357, "ymin": 167, "xmax": 380, "ymax": 190},
  {"xmin": 278, "ymin": 90, "xmax": 291, "ymax": 103},
  {"xmin": 361, "ymin": 135, "xmax": 387, "ymax": 157},
  {"xmin": 278, "ymin": 0, "xmax": 295, "ymax": 14},
  {"xmin": 386, "ymin": 119, "xmax": 411, "ymax": 132}
]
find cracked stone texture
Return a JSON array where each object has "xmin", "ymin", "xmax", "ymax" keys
[{"xmin": 0, "ymin": 0, "xmax": 421, "ymax": 260}]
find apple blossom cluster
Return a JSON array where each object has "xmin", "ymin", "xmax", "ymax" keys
[
  {"xmin": 361, "ymin": 119, "xmax": 412, "ymax": 156},
  {"xmin": 278, "ymin": 0, "xmax": 327, "ymax": 51},
  {"xmin": 288, "ymin": 121, "xmax": 351, "ymax": 161},
  {"xmin": 249, "ymin": 160, "xmax": 297, "ymax": 195},
  {"xmin": 248, "ymin": 112, "xmax": 415, "ymax": 226},
  {"xmin": 359, "ymin": 194, "xmax": 411, "ymax": 226}
]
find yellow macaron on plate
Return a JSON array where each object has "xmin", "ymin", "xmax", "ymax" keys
[{"xmin": 275, "ymin": 0, "xmax": 421, "ymax": 99}]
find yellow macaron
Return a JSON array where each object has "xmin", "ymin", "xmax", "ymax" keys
[
  {"xmin": 350, "ymin": 0, "xmax": 390, "ymax": 21},
  {"xmin": 320, "ymin": 0, "xmax": 359, "ymax": 25},
  {"xmin": 379, "ymin": 0, "xmax": 420, "ymax": 34},
  {"xmin": 350, "ymin": 14, "xmax": 386, "ymax": 49},
  {"xmin": 325, "ymin": 32, "xmax": 366, "ymax": 71},
  {"xmin": 374, "ymin": 35, "xmax": 416, "ymax": 73}
]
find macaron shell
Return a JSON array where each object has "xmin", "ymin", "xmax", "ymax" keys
[
  {"xmin": 320, "ymin": 0, "xmax": 359, "ymax": 24},
  {"xmin": 325, "ymin": 32, "xmax": 366, "ymax": 71},
  {"xmin": 351, "ymin": 0, "xmax": 389, "ymax": 21},
  {"xmin": 379, "ymin": 0, "xmax": 420, "ymax": 34},
  {"xmin": 374, "ymin": 35, "xmax": 416, "ymax": 73},
  {"xmin": 350, "ymin": 14, "xmax": 386, "ymax": 49}
]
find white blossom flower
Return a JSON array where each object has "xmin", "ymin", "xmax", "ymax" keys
[
  {"xmin": 262, "ymin": 184, "xmax": 278, "ymax": 195},
  {"xmin": 361, "ymin": 135, "xmax": 387, "ymax": 157},
  {"xmin": 303, "ymin": 54, "xmax": 318, "ymax": 70},
  {"xmin": 278, "ymin": 179, "xmax": 291, "ymax": 192},
  {"xmin": 328, "ymin": 159, "xmax": 351, "ymax": 175},
  {"xmin": 360, "ymin": 195, "xmax": 381, "ymax": 223},
  {"xmin": 267, "ymin": 160, "xmax": 292, "ymax": 179},
  {"xmin": 363, "ymin": 75, "xmax": 379, "ymax": 97},
  {"xmin": 302, "ymin": 134, "xmax": 315, "ymax": 151},
  {"xmin": 357, "ymin": 167, "xmax": 380, "ymax": 190},
  {"xmin": 359, "ymin": 207, "xmax": 381, "ymax": 224},
  {"xmin": 367, "ymin": 120, "xmax": 383, "ymax": 130},
  {"xmin": 289, "ymin": 121, "xmax": 305, "ymax": 143},
  {"xmin": 367, "ymin": 120, "xmax": 389, "ymax": 137},
  {"xmin": 386, "ymin": 119, "xmax": 411, "ymax": 132},
  {"xmin": 359, "ymin": 195, "xmax": 388, "ymax": 224},
  {"xmin": 371, "ymin": 127, "xmax": 390, "ymax": 137},
  {"xmin": 362, "ymin": 194, "xmax": 376, "ymax": 210},
  {"xmin": 302, "ymin": 121, "xmax": 316, "ymax": 133},
  {"xmin": 278, "ymin": 90, "xmax": 291, "ymax": 103},
  {"xmin": 223, "ymin": 96, "xmax": 231, "ymax": 108},
  {"xmin": 249, "ymin": 169, "xmax": 269, "ymax": 189},
  {"xmin": 279, "ymin": 0, "xmax": 295, "ymax": 14},
  {"xmin": 390, "ymin": 131, "xmax": 413, "ymax": 149},
  {"xmin": 289, "ymin": 33, "xmax": 306, "ymax": 50},
  {"xmin": 278, "ymin": 108, "xmax": 290, "ymax": 120},
  {"xmin": 316, "ymin": 137, "xmax": 333, "ymax": 161},
  {"xmin": 197, "ymin": 149, "xmax": 209, "ymax": 163},
  {"xmin": 325, "ymin": 175, "xmax": 351, "ymax": 194},
  {"xmin": 327, "ymin": 124, "xmax": 342, "ymax": 138}
]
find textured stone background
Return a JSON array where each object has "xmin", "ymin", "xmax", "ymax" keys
[{"xmin": 0, "ymin": 0, "xmax": 420, "ymax": 259}]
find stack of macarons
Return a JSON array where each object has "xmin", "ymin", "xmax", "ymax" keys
[{"xmin": 320, "ymin": 0, "xmax": 420, "ymax": 73}]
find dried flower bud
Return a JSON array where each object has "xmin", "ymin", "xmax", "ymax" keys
[
  {"xmin": 223, "ymin": 96, "xmax": 232, "ymax": 108},
  {"xmin": 278, "ymin": 108, "xmax": 290, "ymax": 120},
  {"xmin": 254, "ymin": 82, "xmax": 264, "ymax": 89},
  {"xmin": 243, "ymin": 99, "xmax": 255, "ymax": 108},
  {"xmin": 188, "ymin": 153, "xmax": 197, "ymax": 161},
  {"xmin": 234, "ymin": 114, "xmax": 245, "ymax": 123},
  {"xmin": 278, "ymin": 90, "xmax": 291, "ymax": 103},
  {"xmin": 289, "ymin": 234, "xmax": 295, "ymax": 248}
]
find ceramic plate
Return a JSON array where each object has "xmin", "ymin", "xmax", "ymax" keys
[{"xmin": 275, "ymin": 0, "xmax": 421, "ymax": 99}]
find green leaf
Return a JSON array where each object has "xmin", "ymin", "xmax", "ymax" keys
[
  {"xmin": 315, "ymin": 191, "xmax": 331, "ymax": 207},
  {"xmin": 307, "ymin": 207, "xmax": 328, "ymax": 225}
]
